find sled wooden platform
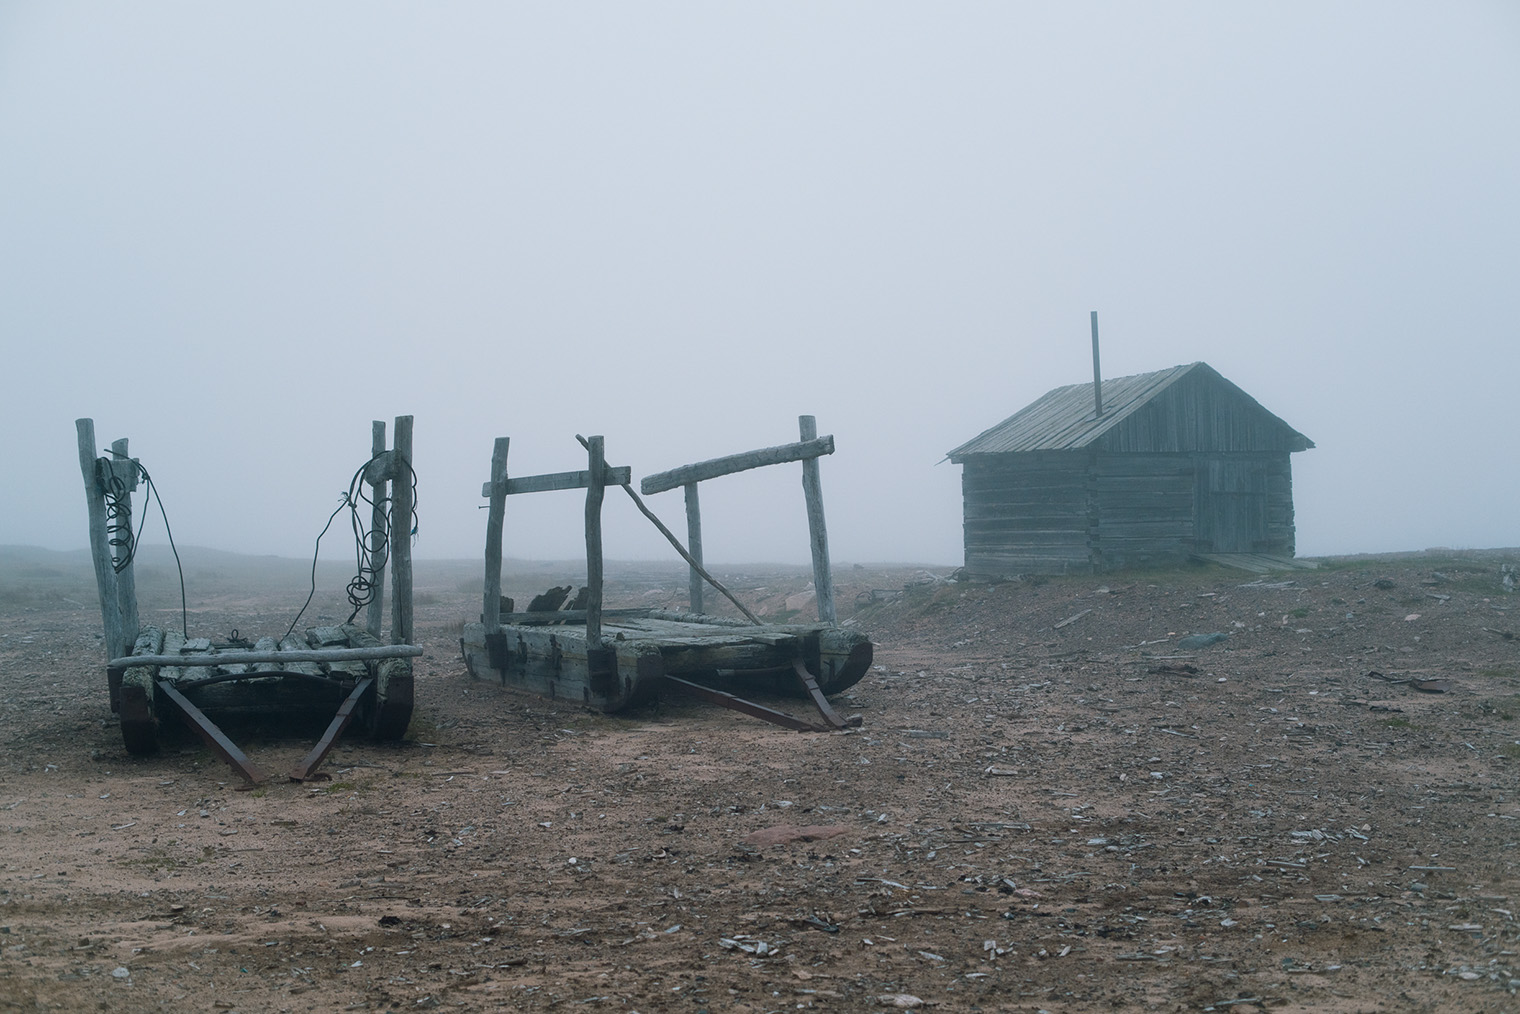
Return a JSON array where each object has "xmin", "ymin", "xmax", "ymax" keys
[
  {"xmin": 461, "ymin": 610, "xmax": 872, "ymax": 723},
  {"xmin": 465, "ymin": 420, "xmax": 870, "ymax": 732},
  {"xmin": 77, "ymin": 415, "xmax": 420, "ymax": 781},
  {"xmin": 111, "ymin": 623, "xmax": 420, "ymax": 767}
]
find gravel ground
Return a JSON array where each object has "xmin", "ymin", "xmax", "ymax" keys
[{"xmin": 2, "ymin": 546, "xmax": 1518, "ymax": 1013}]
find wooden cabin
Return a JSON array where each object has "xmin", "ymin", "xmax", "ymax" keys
[{"xmin": 946, "ymin": 362, "xmax": 1314, "ymax": 577}]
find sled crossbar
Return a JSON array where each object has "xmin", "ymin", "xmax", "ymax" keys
[{"xmin": 108, "ymin": 644, "xmax": 423, "ymax": 669}]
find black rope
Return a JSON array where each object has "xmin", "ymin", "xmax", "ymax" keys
[
  {"xmin": 103, "ymin": 450, "xmax": 189, "ymax": 639},
  {"xmin": 283, "ymin": 452, "xmax": 419, "ymax": 640},
  {"xmin": 283, "ymin": 496, "xmax": 350, "ymax": 641}
]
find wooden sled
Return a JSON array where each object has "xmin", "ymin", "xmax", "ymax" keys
[
  {"xmin": 76, "ymin": 416, "xmax": 421, "ymax": 782},
  {"xmin": 460, "ymin": 421, "xmax": 871, "ymax": 732}
]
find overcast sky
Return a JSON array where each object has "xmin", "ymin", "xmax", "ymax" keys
[{"xmin": 2, "ymin": 2, "xmax": 1516, "ymax": 569}]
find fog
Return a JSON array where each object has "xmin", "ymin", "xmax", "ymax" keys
[{"xmin": 3, "ymin": 3, "xmax": 1516, "ymax": 569}]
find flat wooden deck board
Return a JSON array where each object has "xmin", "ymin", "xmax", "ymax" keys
[{"xmin": 601, "ymin": 617, "xmax": 803, "ymax": 647}]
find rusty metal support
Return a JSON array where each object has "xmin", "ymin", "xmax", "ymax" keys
[
  {"xmin": 792, "ymin": 660, "xmax": 861, "ymax": 730},
  {"xmin": 290, "ymin": 677, "xmax": 373, "ymax": 782},
  {"xmin": 157, "ymin": 680, "xmax": 267, "ymax": 784},
  {"xmin": 661, "ymin": 675, "xmax": 828, "ymax": 733}
]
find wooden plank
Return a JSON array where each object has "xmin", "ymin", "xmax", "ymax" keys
[
  {"xmin": 482, "ymin": 436, "xmax": 510, "ymax": 628},
  {"xmin": 639, "ymin": 435, "xmax": 834, "ymax": 495},
  {"xmin": 76, "ymin": 419, "xmax": 127, "ymax": 664},
  {"xmin": 798, "ymin": 416, "xmax": 835, "ymax": 624},
  {"xmin": 250, "ymin": 636, "xmax": 282, "ymax": 674},
  {"xmin": 684, "ymin": 482, "xmax": 703, "ymax": 614},
  {"xmin": 365, "ymin": 420, "xmax": 389, "ymax": 639},
  {"xmin": 328, "ymin": 622, "xmax": 373, "ymax": 679},
  {"xmin": 390, "ymin": 415, "xmax": 414, "ymax": 646},
  {"xmin": 498, "ymin": 606, "xmax": 652, "ymax": 625},
  {"xmin": 965, "ymin": 548, "xmax": 1090, "ymax": 573},
  {"xmin": 962, "ymin": 508, "xmax": 1104, "ymax": 527},
  {"xmin": 277, "ymin": 634, "xmax": 326, "ymax": 677},
  {"xmin": 602, "ymin": 616, "xmax": 800, "ymax": 644},
  {"xmin": 584, "ymin": 436, "xmax": 606, "ymax": 646},
  {"xmin": 481, "ymin": 466, "xmax": 631, "ymax": 497}
]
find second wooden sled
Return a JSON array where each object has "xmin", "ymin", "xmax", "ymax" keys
[{"xmin": 459, "ymin": 423, "xmax": 872, "ymax": 732}]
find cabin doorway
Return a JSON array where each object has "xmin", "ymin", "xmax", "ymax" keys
[{"xmin": 1195, "ymin": 458, "xmax": 1268, "ymax": 553}]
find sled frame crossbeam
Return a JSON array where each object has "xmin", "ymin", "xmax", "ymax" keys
[
  {"xmin": 479, "ymin": 436, "xmax": 630, "ymax": 647},
  {"xmin": 639, "ymin": 416, "xmax": 837, "ymax": 622}
]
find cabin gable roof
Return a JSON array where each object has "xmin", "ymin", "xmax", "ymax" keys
[{"xmin": 947, "ymin": 362, "xmax": 1314, "ymax": 460}]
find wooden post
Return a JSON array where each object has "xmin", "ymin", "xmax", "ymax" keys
[
  {"xmin": 389, "ymin": 415, "xmax": 414, "ymax": 646},
  {"xmin": 76, "ymin": 419, "xmax": 125, "ymax": 662},
  {"xmin": 365, "ymin": 420, "xmax": 389, "ymax": 639},
  {"xmin": 584, "ymin": 435, "xmax": 606, "ymax": 646},
  {"xmin": 684, "ymin": 481, "xmax": 704, "ymax": 614},
  {"xmin": 108, "ymin": 437, "xmax": 140, "ymax": 649},
  {"xmin": 798, "ymin": 415, "xmax": 836, "ymax": 624},
  {"xmin": 483, "ymin": 437, "xmax": 510, "ymax": 628}
]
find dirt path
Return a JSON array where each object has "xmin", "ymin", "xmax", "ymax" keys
[{"xmin": 2, "ymin": 549, "xmax": 1518, "ymax": 1012}]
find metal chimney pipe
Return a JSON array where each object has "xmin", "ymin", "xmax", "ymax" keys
[{"xmin": 1090, "ymin": 310, "xmax": 1103, "ymax": 417}]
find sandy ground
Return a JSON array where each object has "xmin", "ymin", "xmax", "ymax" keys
[{"xmin": 2, "ymin": 546, "xmax": 1519, "ymax": 1013}]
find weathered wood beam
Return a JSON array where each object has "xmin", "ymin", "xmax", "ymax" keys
[
  {"xmin": 798, "ymin": 416, "xmax": 836, "ymax": 624},
  {"xmin": 480, "ymin": 466, "xmax": 631, "ymax": 498},
  {"xmin": 684, "ymin": 482, "xmax": 703, "ymax": 614},
  {"xmin": 584, "ymin": 435, "xmax": 606, "ymax": 646},
  {"xmin": 76, "ymin": 419, "xmax": 127, "ymax": 664},
  {"xmin": 639, "ymin": 435, "xmax": 834, "ymax": 495},
  {"xmin": 365, "ymin": 420, "xmax": 389, "ymax": 639},
  {"xmin": 390, "ymin": 415, "xmax": 414, "ymax": 646},
  {"xmin": 108, "ymin": 644, "xmax": 423, "ymax": 669},
  {"xmin": 482, "ymin": 436, "xmax": 510, "ymax": 629}
]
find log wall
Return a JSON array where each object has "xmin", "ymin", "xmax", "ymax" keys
[
  {"xmin": 960, "ymin": 452, "xmax": 1092, "ymax": 577},
  {"xmin": 1090, "ymin": 452, "xmax": 1196, "ymax": 570},
  {"xmin": 961, "ymin": 450, "xmax": 1299, "ymax": 577}
]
